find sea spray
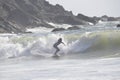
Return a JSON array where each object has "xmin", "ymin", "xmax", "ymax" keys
[{"xmin": 0, "ymin": 30, "xmax": 120, "ymax": 59}]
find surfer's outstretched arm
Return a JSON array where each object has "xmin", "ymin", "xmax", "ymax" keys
[{"xmin": 61, "ymin": 42, "xmax": 65, "ymax": 46}]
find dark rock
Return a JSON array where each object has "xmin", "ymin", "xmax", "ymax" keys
[
  {"xmin": 0, "ymin": 17, "xmax": 23, "ymax": 33},
  {"xmin": 54, "ymin": 15, "xmax": 85, "ymax": 25},
  {"xmin": 52, "ymin": 28, "xmax": 65, "ymax": 32},
  {"xmin": 0, "ymin": 0, "xmax": 119, "ymax": 33},
  {"xmin": 0, "ymin": 0, "xmax": 87, "ymax": 33},
  {"xmin": 24, "ymin": 31, "xmax": 32, "ymax": 33},
  {"xmin": 76, "ymin": 14, "xmax": 98, "ymax": 25},
  {"xmin": 67, "ymin": 26, "xmax": 80, "ymax": 30},
  {"xmin": 117, "ymin": 24, "xmax": 120, "ymax": 27},
  {"xmin": 101, "ymin": 15, "xmax": 118, "ymax": 21}
]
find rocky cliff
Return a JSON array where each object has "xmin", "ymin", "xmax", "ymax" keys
[
  {"xmin": 0, "ymin": 0, "xmax": 88, "ymax": 33},
  {"xmin": 0, "ymin": 0, "xmax": 119, "ymax": 33},
  {"xmin": 76, "ymin": 14, "xmax": 98, "ymax": 25}
]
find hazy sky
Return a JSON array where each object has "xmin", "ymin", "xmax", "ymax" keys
[{"xmin": 46, "ymin": 0, "xmax": 120, "ymax": 17}]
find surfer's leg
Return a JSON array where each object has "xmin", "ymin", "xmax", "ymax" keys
[{"xmin": 54, "ymin": 46, "xmax": 60, "ymax": 55}]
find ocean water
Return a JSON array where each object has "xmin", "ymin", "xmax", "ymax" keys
[
  {"xmin": 0, "ymin": 21, "xmax": 120, "ymax": 80},
  {"xmin": 0, "ymin": 58, "xmax": 120, "ymax": 80}
]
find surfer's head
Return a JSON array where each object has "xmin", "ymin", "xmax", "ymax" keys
[
  {"xmin": 59, "ymin": 38, "xmax": 62, "ymax": 40},
  {"xmin": 58, "ymin": 38, "xmax": 62, "ymax": 42}
]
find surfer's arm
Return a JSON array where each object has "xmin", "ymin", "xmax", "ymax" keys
[{"xmin": 61, "ymin": 42, "xmax": 65, "ymax": 45}]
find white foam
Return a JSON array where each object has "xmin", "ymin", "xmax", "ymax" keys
[
  {"xmin": 26, "ymin": 27, "xmax": 53, "ymax": 33},
  {"xmin": 48, "ymin": 22, "xmax": 72, "ymax": 29},
  {"xmin": 0, "ymin": 58, "xmax": 120, "ymax": 80}
]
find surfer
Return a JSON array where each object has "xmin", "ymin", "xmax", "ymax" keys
[{"xmin": 53, "ymin": 38, "xmax": 65, "ymax": 56}]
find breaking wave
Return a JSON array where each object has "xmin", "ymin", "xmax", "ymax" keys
[{"xmin": 0, "ymin": 30, "xmax": 120, "ymax": 59}]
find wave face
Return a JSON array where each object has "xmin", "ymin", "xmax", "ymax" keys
[{"xmin": 0, "ymin": 30, "xmax": 120, "ymax": 59}]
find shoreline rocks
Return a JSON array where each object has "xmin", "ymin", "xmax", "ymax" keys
[
  {"xmin": 117, "ymin": 24, "xmax": 120, "ymax": 27},
  {"xmin": 51, "ymin": 28, "xmax": 65, "ymax": 32}
]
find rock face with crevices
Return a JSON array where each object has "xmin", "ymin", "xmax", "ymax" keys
[
  {"xmin": 0, "ymin": 0, "xmax": 88, "ymax": 33},
  {"xmin": 0, "ymin": 0, "xmax": 119, "ymax": 33}
]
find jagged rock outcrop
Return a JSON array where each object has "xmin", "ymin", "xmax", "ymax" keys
[
  {"xmin": 0, "ymin": 0, "xmax": 119, "ymax": 33},
  {"xmin": 0, "ymin": 0, "xmax": 88, "ymax": 33},
  {"xmin": 101, "ymin": 15, "xmax": 118, "ymax": 21},
  {"xmin": 51, "ymin": 28, "xmax": 65, "ymax": 32},
  {"xmin": 67, "ymin": 26, "xmax": 80, "ymax": 30},
  {"xmin": 0, "ymin": 17, "xmax": 23, "ymax": 33},
  {"xmin": 117, "ymin": 24, "xmax": 120, "ymax": 27},
  {"xmin": 0, "ymin": 0, "xmax": 54, "ymax": 28},
  {"xmin": 76, "ymin": 14, "xmax": 98, "ymax": 25}
]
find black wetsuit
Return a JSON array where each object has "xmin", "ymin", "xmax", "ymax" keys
[{"xmin": 53, "ymin": 38, "xmax": 63, "ymax": 55}]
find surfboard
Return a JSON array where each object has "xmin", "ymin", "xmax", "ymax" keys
[
  {"xmin": 52, "ymin": 54, "xmax": 60, "ymax": 59},
  {"xmin": 36, "ymin": 53, "xmax": 61, "ymax": 59}
]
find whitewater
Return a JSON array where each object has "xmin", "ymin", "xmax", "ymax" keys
[{"xmin": 0, "ymin": 21, "xmax": 120, "ymax": 80}]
